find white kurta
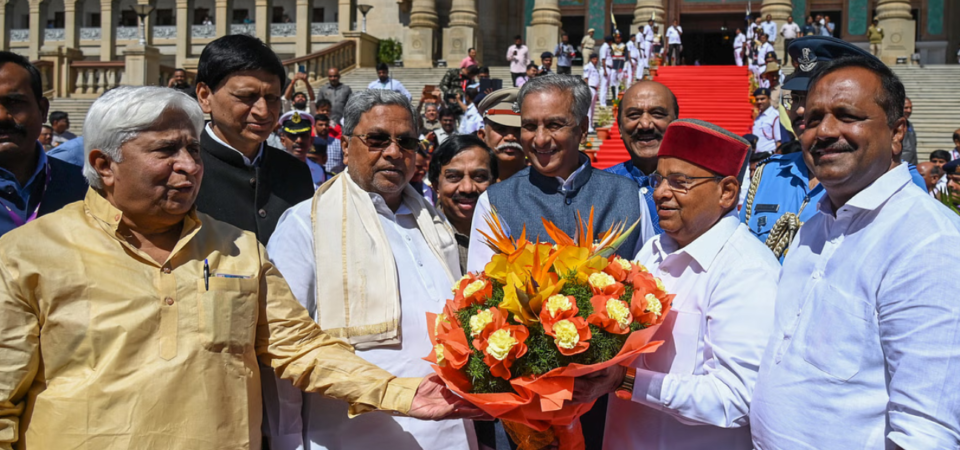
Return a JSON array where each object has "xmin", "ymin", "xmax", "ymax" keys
[
  {"xmin": 604, "ymin": 212, "xmax": 779, "ymax": 450},
  {"xmin": 263, "ymin": 193, "xmax": 476, "ymax": 450}
]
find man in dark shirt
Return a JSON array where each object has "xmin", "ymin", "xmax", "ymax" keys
[
  {"xmin": 194, "ymin": 34, "xmax": 313, "ymax": 243},
  {"xmin": 315, "ymin": 67, "xmax": 352, "ymax": 125}
]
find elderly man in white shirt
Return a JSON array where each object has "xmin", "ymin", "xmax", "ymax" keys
[
  {"xmin": 761, "ymin": 14, "xmax": 777, "ymax": 43},
  {"xmin": 751, "ymin": 56, "xmax": 960, "ymax": 450},
  {"xmin": 595, "ymin": 119, "xmax": 779, "ymax": 449},
  {"xmin": 264, "ymin": 90, "xmax": 477, "ymax": 450}
]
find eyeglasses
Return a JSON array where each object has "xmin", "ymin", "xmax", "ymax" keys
[
  {"xmin": 781, "ymin": 92, "xmax": 804, "ymax": 110},
  {"xmin": 650, "ymin": 173, "xmax": 724, "ymax": 193},
  {"xmin": 350, "ymin": 133, "xmax": 420, "ymax": 152}
]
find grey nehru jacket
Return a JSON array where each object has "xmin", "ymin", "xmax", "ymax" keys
[{"xmin": 487, "ymin": 160, "xmax": 643, "ymax": 259}]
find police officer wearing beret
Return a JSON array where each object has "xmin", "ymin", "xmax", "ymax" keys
[{"xmin": 741, "ymin": 36, "xmax": 927, "ymax": 261}]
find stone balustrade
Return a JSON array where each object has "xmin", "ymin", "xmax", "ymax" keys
[
  {"xmin": 32, "ymin": 60, "xmax": 54, "ymax": 97},
  {"xmin": 70, "ymin": 61, "xmax": 125, "ymax": 98},
  {"xmin": 10, "ymin": 22, "xmax": 339, "ymax": 43},
  {"xmin": 282, "ymin": 39, "xmax": 356, "ymax": 83}
]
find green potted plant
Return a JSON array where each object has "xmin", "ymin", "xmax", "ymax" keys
[{"xmin": 378, "ymin": 38, "xmax": 404, "ymax": 67}]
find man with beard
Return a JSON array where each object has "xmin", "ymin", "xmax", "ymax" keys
[
  {"xmin": 435, "ymin": 109, "xmax": 459, "ymax": 145},
  {"xmin": 0, "ymin": 51, "xmax": 85, "ymax": 238},
  {"xmin": 194, "ymin": 35, "xmax": 314, "ymax": 243},
  {"xmin": 264, "ymin": 89, "xmax": 477, "ymax": 450},
  {"xmin": 476, "ymin": 88, "xmax": 526, "ymax": 181},
  {"xmin": 167, "ymin": 68, "xmax": 195, "ymax": 98},
  {"xmin": 278, "ymin": 111, "xmax": 327, "ymax": 188},
  {"xmin": 467, "ymin": 76, "xmax": 645, "ymax": 449},
  {"xmin": 283, "ymin": 71, "xmax": 317, "ymax": 115},
  {"xmin": 741, "ymin": 36, "xmax": 925, "ymax": 261},
  {"xmin": 605, "ymin": 81, "xmax": 679, "ymax": 241},
  {"xmin": 750, "ymin": 54, "xmax": 960, "ymax": 450}
]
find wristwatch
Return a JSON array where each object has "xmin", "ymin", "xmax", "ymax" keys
[{"xmin": 614, "ymin": 367, "xmax": 637, "ymax": 400}]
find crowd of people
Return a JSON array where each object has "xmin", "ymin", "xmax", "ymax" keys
[{"xmin": 0, "ymin": 26, "xmax": 959, "ymax": 450}]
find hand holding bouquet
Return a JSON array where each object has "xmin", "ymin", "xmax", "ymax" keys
[{"xmin": 424, "ymin": 209, "xmax": 674, "ymax": 449}]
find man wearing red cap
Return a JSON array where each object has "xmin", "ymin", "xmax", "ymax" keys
[{"xmin": 575, "ymin": 119, "xmax": 780, "ymax": 449}]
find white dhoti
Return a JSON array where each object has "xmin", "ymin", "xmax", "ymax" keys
[
  {"xmin": 588, "ymin": 86, "xmax": 597, "ymax": 132},
  {"xmin": 599, "ymin": 66, "xmax": 609, "ymax": 107},
  {"xmin": 622, "ymin": 61, "xmax": 634, "ymax": 89}
]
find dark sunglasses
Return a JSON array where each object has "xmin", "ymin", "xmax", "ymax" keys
[{"xmin": 351, "ymin": 133, "xmax": 420, "ymax": 152}]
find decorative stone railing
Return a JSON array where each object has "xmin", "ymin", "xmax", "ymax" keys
[
  {"xmin": 282, "ymin": 40, "xmax": 356, "ymax": 83},
  {"xmin": 32, "ymin": 60, "xmax": 54, "ymax": 97},
  {"xmin": 11, "ymin": 22, "xmax": 339, "ymax": 43},
  {"xmin": 70, "ymin": 61, "xmax": 125, "ymax": 98}
]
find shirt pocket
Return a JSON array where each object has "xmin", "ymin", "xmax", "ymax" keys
[
  {"xmin": 800, "ymin": 283, "xmax": 873, "ymax": 381},
  {"xmin": 641, "ymin": 309, "xmax": 702, "ymax": 375},
  {"xmin": 196, "ymin": 277, "xmax": 259, "ymax": 354}
]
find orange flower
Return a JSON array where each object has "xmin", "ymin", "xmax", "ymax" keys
[
  {"xmin": 452, "ymin": 273, "xmax": 493, "ymax": 309},
  {"xmin": 425, "ymin": 312, "xmax": 471, "ymax": 369},
  {"xmin": 475, "ymin": 308, "xmax": 529, "ymax": 380},
  {"xmin": 603, "ymin": 256, "xmax": 634, "ymax": 282},
  {"xmin": 587, "ymin": 271, "xmax": 625, "ymax": 297},
  {"xmin": 587, "ymin": 295, "xmax": 633, "ymax": 334},
  {"xmin": 543, "ymin": 315, "xmax": 591, "ymax": 356},
  {"xmin": 538, "ymin": 294, "xmax": 579, "ymax": 327}
]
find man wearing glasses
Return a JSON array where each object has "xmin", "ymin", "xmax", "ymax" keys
[
  {"xmin": 599, "ymin": 119, "xmax": 779, "ymax": 449},
  {"xmin": 466, "ymin": 75, "xmax": 645, "ymax": 449},
  {"xmin": 264, "ymin": 89, "xmax": 473, "ymax": 450}
]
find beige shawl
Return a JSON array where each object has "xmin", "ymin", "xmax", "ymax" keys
[{"xmin": 310, "ymin": 170, "xmax": 461, "ymax": 350}]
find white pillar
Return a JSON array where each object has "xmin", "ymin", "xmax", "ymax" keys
[
  {"xmin": 64, "ymin": 0, "xmax": 82, "ymax": 50},
  {"xmin": 760, "ymin": 0, "xmax": 792, "ymax": 63},
  {"xmin": 404, "ymin": 0, "xmax": 437, "ymax": 68},
  {"xmin": 526, "ymin": 0, "xmax": 560, "ymax": 66},
  {"xmin": 100, "ymin": 0, "xmax": 118, "ymax": 61},
  {"xmin": 442, "ymin": 0, "xmax": 477, "ymax": 65},
  {"xmin": 632, "ymin": 0, "xmax": 665, "ymax": 36},
  {"xmin": 215, "ymin": 0, "xmax": 233, "ymax": 38},
  {"xmin": 1, "ymin": 0, "xmax": 15, "ymax": 51},
  {"xmin": 876, "ymin": 0, "xmax": 915, "ymax": 64},
  {"xmin": 294, "ymin": 0, "xmax": 310, "ymax": 55},
  {"xmin": 175, "ymin": 0, "xmax": 194, "ymax": 67},
  {"xmin": 255, "ymin": 0, "xmax": 271, "ymax": 44},
  {"xmin": 28, "ymin": 0, "xmax": 47, "ymax": 60}
]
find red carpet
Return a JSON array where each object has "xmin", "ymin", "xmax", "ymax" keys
[{"xmin": 594, "ymin": 66, "xmax": 753, "ymax": 170}]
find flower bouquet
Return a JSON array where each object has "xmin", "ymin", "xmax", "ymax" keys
[{"xmin": 424, "ymin": 209, "xmax": 674, "ymax": 449}]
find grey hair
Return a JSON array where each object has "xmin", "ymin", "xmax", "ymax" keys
[
  {"xmin": 82, "ymin": 86, "xmax": 204, "ymax": 189},
  {"xmin": 516, "ymin": 75, "xmax": 592, "ymax": 123},
  {"xmin": 342, "ymin": 89, "xmax": 418, "ymax": 137}
]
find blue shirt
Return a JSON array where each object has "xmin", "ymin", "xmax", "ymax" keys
[
  {"xmin": 47, "ymin": 136, "xmax": 85, "ymax": 167},
  {"xmin": 0, "ymin": 143, "xmax": 49, "ymax": 237},
  {"xmin": 741, "ymin": 152, "xmax": 928, "ymax": 262},
  {"xmin": 605, "ymin": 160, "xmax": 663, "ymax": 235}
]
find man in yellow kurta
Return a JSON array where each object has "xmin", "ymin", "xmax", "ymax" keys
[{"xmin": 0, "ymin": 86, "xmax": 480, "ymax": 450}]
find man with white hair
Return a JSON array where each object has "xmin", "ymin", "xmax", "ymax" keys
[
  {"xmin": 0, "ymin": 86, "xmax": 480, "ymax": 450},
  {"xmin": 467, "ymin": 75, "xmax": 647, "ymax": 449},
  {"xmin": 264, "ymin": 89, "xmax": 473, "ymax": 450}
]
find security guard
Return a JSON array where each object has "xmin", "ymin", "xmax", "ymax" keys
[
  {"xmin": 742, "ymin": 36, "xmax": 926, "ymax": 262},
  {"xmin": 752, "ymin": 87, "xmax": 781, "ymax": 156}
]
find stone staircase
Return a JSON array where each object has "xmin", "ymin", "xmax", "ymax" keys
[
  {"xmin": 892, "ymin": 66, "xmax": 960, "ymax": 161},
  {"xmin": 47, "ymin": 98, "xmax": 96, "ymax": 137}
]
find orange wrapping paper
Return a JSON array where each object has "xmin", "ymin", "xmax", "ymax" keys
[{"xmin": 433, "ymin": 324, "xmax": 664, "ymax": 432}]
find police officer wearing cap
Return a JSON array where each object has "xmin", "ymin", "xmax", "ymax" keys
[
  {"xmin": 278, "ymin": 111, "xmax": 328, "ymax": 189},
  {"xmin": 752, "ymin": 87, "xmax": 781, "ymax": 156},
  {"xmin": 583, "ymin": 53, "xmax": 602, "ymax": 133},
  {"xmin": 741, "ymin": 36, "xmax": 928, "ymax": 261},
  {"xmin": 476, "ymin": 87, "xmax": 526, "ymax": 181}
]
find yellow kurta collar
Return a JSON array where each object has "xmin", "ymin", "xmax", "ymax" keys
[{"xmin": 82, "ymin": 187, "xmax": 204, "ymax": 265}]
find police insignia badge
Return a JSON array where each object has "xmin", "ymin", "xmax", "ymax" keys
[
  {"xmin": 798, "ymin": 48, "xmax": 817, "ymax": 73},
  {"xmin": 511, "ymin": 101, "xmax": 520, "ymax": 114},
  {"xmin": 292, "ymin": 112, "xmax": 302, "ymax": 124}
]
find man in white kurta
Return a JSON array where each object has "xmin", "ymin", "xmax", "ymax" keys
[
  {"xmin": 602, "ymin": 119, "xmax": 779, "ymax": 449},
  {"xmin": 263, "ymin": 90, "xmax": 476, "ymax": 450}
]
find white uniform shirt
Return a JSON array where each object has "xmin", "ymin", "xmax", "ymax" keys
[
  {"xmin": 643, "ymin": 25, "xmax": 655, "ymax": 42},
  {"xmin": 667, "ymin": 26, "xmax": 683, "ymax": 45},
  {"xmin": 583, "ymin": 62, "xmax": 601, "ymax": 88},
  {"xmin": 751, "ymin": 164, "xmax": 960, "ymax": 450},
  {"xmin": 747, "ymin": 23, "xmax": 758, "ymax": 40},
  {"xmin": 599, "ymin": 43, "xmax": 612, "ymax": 69},
  {"xmin": 604, "ymin": 212, "xmax": 779, "ymax": 450},
  {"xmin": 780, "ymin": 22, "xmax": 800, "ymax": 39},
  {"xmin": 752, "ymin": 106, "xmax": 780, "ymax": 155},
  {"xmin": 757, "ymin": 42, "xmax": 775, "ymax": 64},
  {"xmin": 761, "ymin": 21, "xmax": 778, "ymax": 42},
  {"xmin": 458, "ymin": 103, "xmax": 483, "ymax": 135},
  {"xmin": 367, "ymin": 78, "xmax": 412, "ymax": 100},
  {"xmin": 733, "ymin": 33, "xmax": 746, "ymax": 53},
  {"xmin": 263, "ymin": 194, "xmax": 476, "ymax": 450}
]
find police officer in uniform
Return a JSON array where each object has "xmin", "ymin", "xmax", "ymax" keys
[{"xmin": 741, "ymin": 36, "xmax": 928, "ymax": 262}]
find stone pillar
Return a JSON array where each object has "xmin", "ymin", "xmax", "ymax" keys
[
  {"xmin": 64, "ymin": 0, "xmax": 83, "ymax": 50},
  {"xmin": 215, "ymin": 0, "xmax": 232, "ymax": 38},
  {"xmin": 28, "ymin": 0, "xmax": 47, "ymax": 60},
  {"xmin": 338, "ymin": 0, "xmax": 355, "ymax": 35},
  {"xmin": 442, "ymin": 0, "xmax": 478, "ymax": 65},
  {"xmin": 295, "ymin": 0, "xmax": 310, "ymax": 55},
  {"xmin": 175, "ymin": 0, "xmax": 194, "ymax": 67},
  {"xmin": 137, "ymin": 0, "xmax": 155, "ymax": 46},
  {"xmin": 632, "ymin": 0, "xmax": 665, "ymax": 36},
  {"xmin": 403, "ymin": 0, "xmax": 437, "ymax": 68},
  {"xmin": 876, "ymin": 0, "xmax": 915, "ymax": 64},
  {"xmin": 123, "ymin": 45, "xmax": 161, "ymax": 86},
  {"xmin": 255, "ymin": 0, "xmax": 271, "ymax": 45},
  {"xmin": 39, "ymin": 46, "xmax": 82, "ymax": 96},
  {"xmin": 1, "ymin": 0, "xmax": 14, "ymax": 52},
  {"xmin": 526, "ymin": 0, "xmax": 560, "ymax": 65},
  {"xmin": 100, "ymin": 0, "xmax": 119, "ymax": 61},
  {"xmin": 761, "ymin": 0, "xmax": 792, "ymax": 64}
]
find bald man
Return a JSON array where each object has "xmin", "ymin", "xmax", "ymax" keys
[
  {"xmin": 917, "ymin": 161, "xmax": 943, "ymax": 195},
  {"xmin": 605, "ymin": 81, "xmax": 680, "ymax": 241}
]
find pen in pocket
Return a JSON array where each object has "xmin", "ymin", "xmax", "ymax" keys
[
  {"xmin": 203, "ymin": 259, "xmax": 210, "ymax": 291},
  {"xmin": 213, "ymin": 273, "xmax": 252, "ymax": 279}
]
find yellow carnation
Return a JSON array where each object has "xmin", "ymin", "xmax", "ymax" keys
[
  {"xmin": 462, "ymin": 280, "xmax": 487, "ymax": 298},
  {"xmin": 486, "ymin": 329, "xmax": 518, "ymax": 361},
  {"xmin": 605, "ymin": 298, "xmax": 632, "ymax": 329},
  {"xmin": 637, "ymin": 264, "xmax": 649, "ymax": 272},
  {"xmin": 615, "ymin": 257, "xmax": 632, "ymax": 271},
  {"xmin": 552, "ymin": 320, "xmax": 580, "ymax": 350},
  {"xmin": 588, "ymin": 272, "xmax": 616, "ymax": 290},
  {"xmin": 655, "ymin": 277, "xmax": 665, "ymax": 292},
  {"xmin": 545, "ymin": 294, "xmax": 573, "ymax": 318},
  {"xmin": 452, "ymin": 274, "xmax": 470, "ymax": 293},
  {"xmin": 645, "ymin": 293, "xmax": 663, "ymax": 317},
  {"xmin": 434, "ymin": 313, "xmax": 449, "ymax": 337},
  {"xmin": 434, "ymin": 344, "xmax": 446, "ymax": 366},
  {"xmin": 469, "ymin": 309, "xmax": 494, "ymax": 337}
]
